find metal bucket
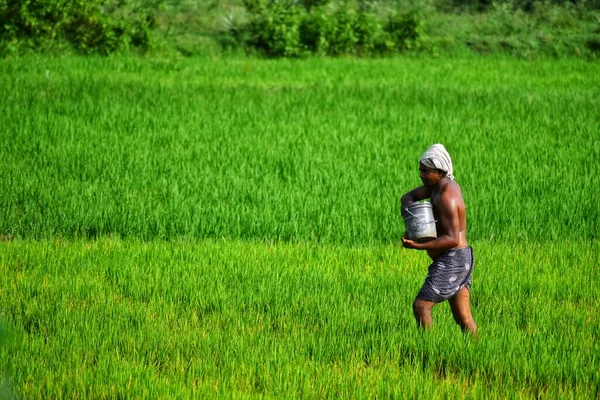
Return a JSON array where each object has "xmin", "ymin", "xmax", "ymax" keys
[{"xmin": 401, "ymin": 202, "xmax": 437, "ymax": 243}]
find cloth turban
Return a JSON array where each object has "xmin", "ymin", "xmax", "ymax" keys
[{"xmin": 419, "ymin": 144, "xmax": 454, "ymax": 180}]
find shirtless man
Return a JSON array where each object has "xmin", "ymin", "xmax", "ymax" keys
[{"xmin": 400, "ymin": 144, "xmax": 477, "ymax": 337}]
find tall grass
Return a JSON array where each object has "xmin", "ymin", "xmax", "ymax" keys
[
  {"xmin": 1, "ymin": 56, "xmax": 599, "ymax": 397},
  {"xmin": 1, "ymin": 56, "xmax": 599, "ymax": 243},
  {"xmin": 0, "ymin": 239, "xmax": 598, "ymax": 398}
]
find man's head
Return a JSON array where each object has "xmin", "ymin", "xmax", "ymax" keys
[
  {"xmin": 419, "ymin": 162, "xmax": 445, "ymax": 187},
  {"xmin": 419, "ymin": 144, "xmax": 454, "ymax": 186}
]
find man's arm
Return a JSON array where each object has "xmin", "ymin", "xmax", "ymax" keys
[
  {"xmin": 403, "ymin": 190, "xmax": 461, "ymax": 250},
  {"xmin": 400, "ymin": 186, "xmax": 430, "ymax": 207}
]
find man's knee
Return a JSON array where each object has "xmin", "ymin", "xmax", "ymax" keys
[
  {"xmin": 454, "ymin": 313, "xmax": 474, "ymax": 328},
  {"xmin": 412, "ymin": 299, "xmax": 431, "ymax": 318},
  {"xmin": 449, "ymin": 288, "xmax": 474, "ymax": 326}
]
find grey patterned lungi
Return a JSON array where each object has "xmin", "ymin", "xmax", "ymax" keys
[{"xmin": 416, "ymin": 246, "xmax": 474, "ymax": 302}]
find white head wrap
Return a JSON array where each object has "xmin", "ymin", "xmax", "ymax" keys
[{"xmin": 419, "ymin": 144, "xmax": 454, "ymax": 180}]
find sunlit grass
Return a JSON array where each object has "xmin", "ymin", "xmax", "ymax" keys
[
  {"xmin": 1, "ymin": 55, "xmax": 599, "ymax": 398},
  {"xmin": 0, "ymin": 239, "xmax": 598, "ymax": 398},
  {"xmin": 1, "ymin": 56, "xmax": 598, "ymax": 243}
]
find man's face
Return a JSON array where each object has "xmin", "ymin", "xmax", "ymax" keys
[{"xmin": 419, "ymin": 162, "xmax": 444, "ymax": 187}]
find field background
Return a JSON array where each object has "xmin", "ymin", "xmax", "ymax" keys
[
  {"xmin": 1, "ymin": 55, "xmax": 599, "ymax": 398},
  {"xmin": 2, "ymin": 56, "xmax": 599, "ymax": 242},
  {"xmin": 154, "ymin": 0, "xmax": 600, "ymax": 59}
]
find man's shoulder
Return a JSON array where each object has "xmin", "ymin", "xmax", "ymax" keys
[{"xmin": 440, "ymin": 180, "xmax": 464, "ymax": 200}]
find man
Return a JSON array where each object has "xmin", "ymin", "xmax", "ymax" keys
[{"xmin": 400, "ymin": 144, "xmax": 477, "ymax": 337}]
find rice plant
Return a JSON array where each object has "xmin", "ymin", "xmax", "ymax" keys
[
  {"xmin": 0, "ymin": 55, "xmax": 599, "ymax": 397},
  {"xmin": 0, "ymin": 56, "xmax": 598, "ymax": 243},
  {"xmin": 0, "ymin": 239, "xmax": 598, "ymax": 398}
]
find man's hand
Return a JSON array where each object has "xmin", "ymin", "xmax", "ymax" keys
[{"xmin": 402, "ymin": 235, "xmax": 419, "ymax": 249}]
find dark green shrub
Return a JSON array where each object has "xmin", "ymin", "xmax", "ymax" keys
[
  {"xmin": 242, "ymin": 0, "xmax": 266, "ymax": 14},
  {"xmin": 299, "ymin": 7, "xmax": 334, "ymax": 54},
  {"xmin": 585, "ymin": 36, "xmax": 600, "ymax": 52},
  {"xmin": 327, "ymin": 5, "xmax": 359, "ymax": 55},
  {"xmin": 243, "ymin": 0, "xmax": 304, "ymax": 57},
  {"xmin": 298, "ymin": 0, "xmax": 332, "ymax": 11},
  {"xmin": 353, "ymin": 10, "xmax": 385, "ymax": 55},
  {"xmin": 234, "ymin": 0, "xmax": 423, "ymax": 57},
  {"xmin": 384, "ymin": 11, "xmax": 422, "ymax": 51},
  {"xmin": 444, "ymin": 0, "xmax": 493, "ymax": 12},
  {"xmin": 0, "ymin": 0, "xmax": 162, "ymax": 55},
  {"xmin": 299, "ymin": 6, "xmax": 394, "ymax": 56}
]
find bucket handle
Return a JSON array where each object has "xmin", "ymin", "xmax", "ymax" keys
[{"xmin": 402, "ymin": 207, "xmax": 438, "ymax": 223}]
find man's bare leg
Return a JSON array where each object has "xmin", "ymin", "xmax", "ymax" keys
[
  {"xmin": 412, "ymin": 298, "xmax": 436, "ymax": 329},
  {"xmin": 448, "ymin": 287, "xmax": 478, "ymax": 337}
]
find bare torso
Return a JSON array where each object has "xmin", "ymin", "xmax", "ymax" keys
[{"xmin": 427, "ymin": 180, "xmax": 469, "ymax": 260}]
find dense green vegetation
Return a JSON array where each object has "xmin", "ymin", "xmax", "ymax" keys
[
  {"xmin": 0, "ymin": 55, "xmax": 599, "ymax": 397},
  {"xmin": 1, "ymin": 239, "xmax": 598, "ymax": 398},
  {"xmin": 0, "ymin": 0, "xmax": 163, "ymax": 55},
  {"xmin": 1, "ymin": 56, "xmax": 599, "ymax": 243},
  {"xmin": 1, "ymin": 0, "xmax": 600, "ymax": 57}
]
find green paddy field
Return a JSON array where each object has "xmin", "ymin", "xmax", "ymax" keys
[{"xmin": 0, "ymin": 55, "xmax": 599, "ymax": 398}]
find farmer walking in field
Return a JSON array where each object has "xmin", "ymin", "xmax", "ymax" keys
[{"xmin": 400, "ymin": 144, "xmax": 477, "ymax": 337}]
